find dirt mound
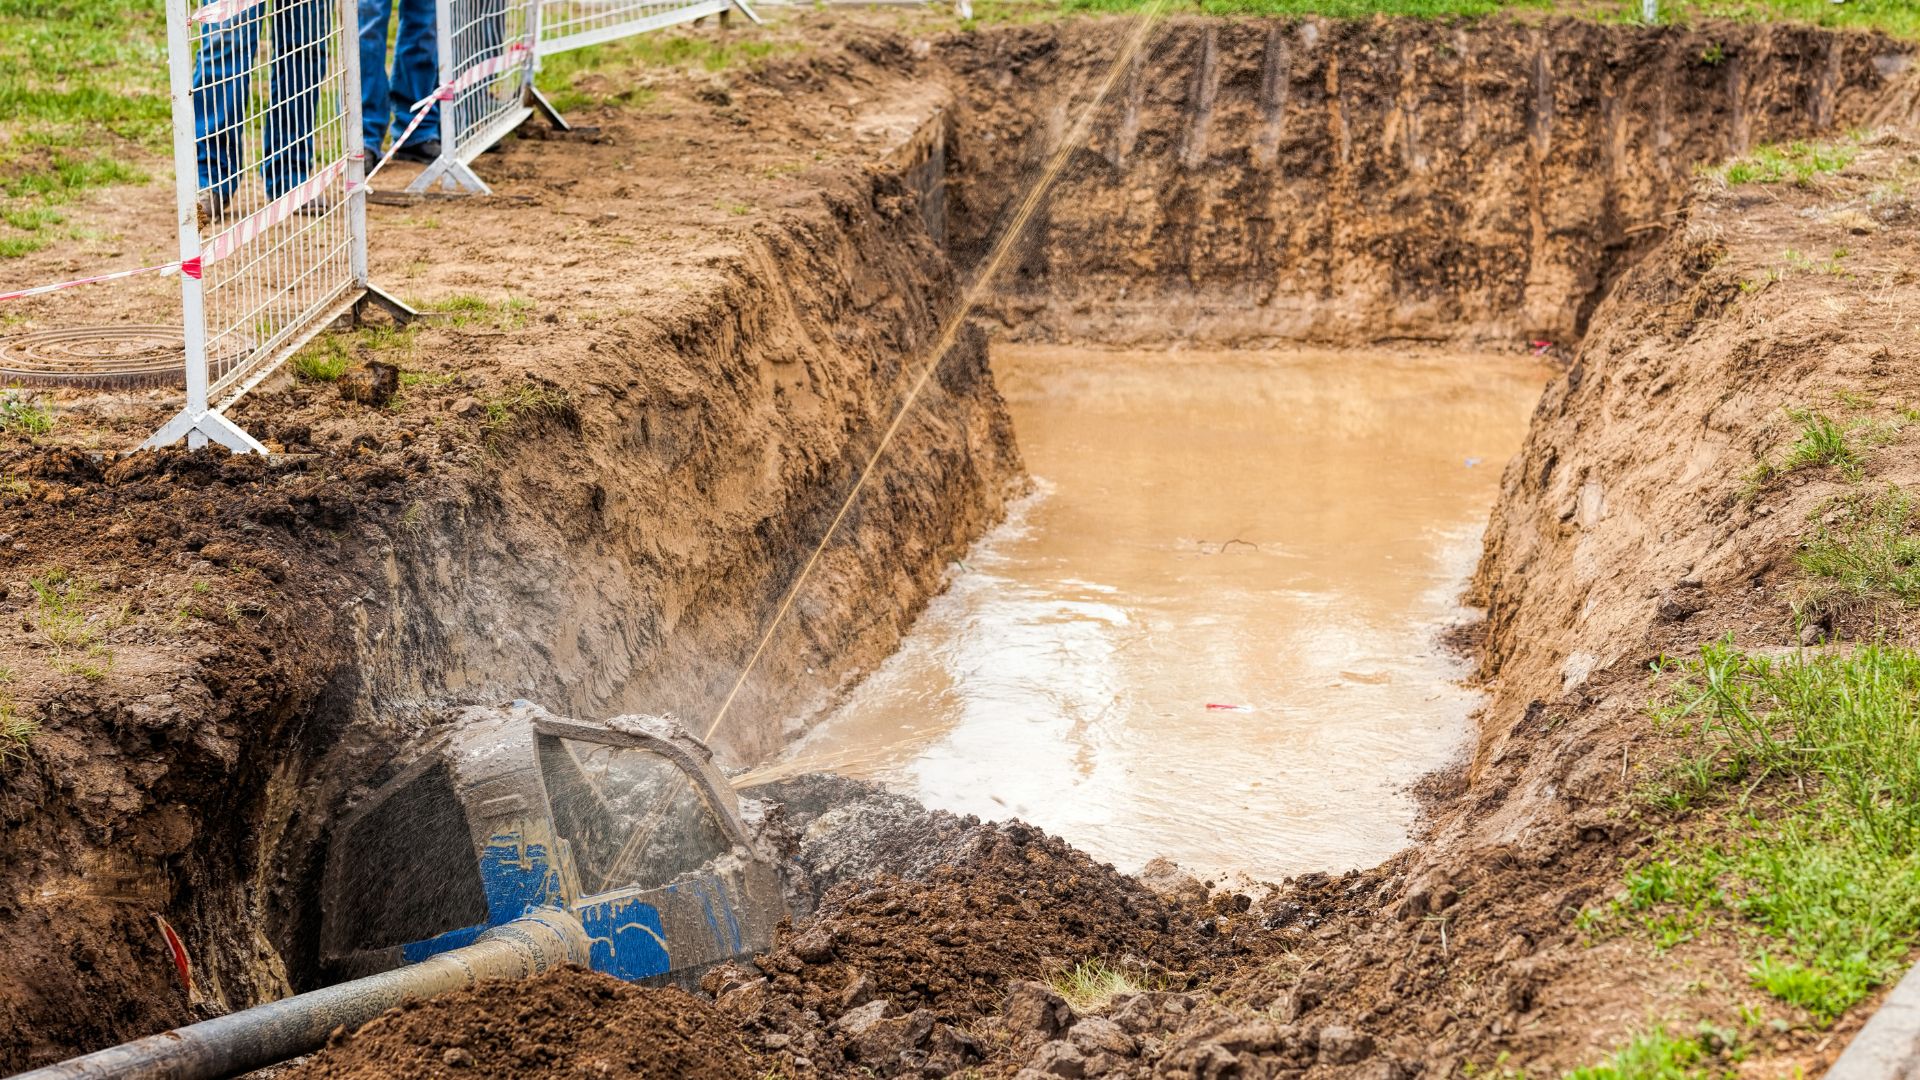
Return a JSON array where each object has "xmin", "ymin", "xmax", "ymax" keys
[
  {"xmin": 291, "ymin": 967, "xmax": 762, "ymax": 1079},
  {"xmin": 695, "ymin": 819, "xmax": 1231, "ymax": 1076}
]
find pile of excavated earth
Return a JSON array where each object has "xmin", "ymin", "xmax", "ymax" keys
[{"xmin": 1, "ymin": 6, "xmax": 1917, "ymax": 1079}]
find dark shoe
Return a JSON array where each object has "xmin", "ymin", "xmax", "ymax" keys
[
  {"xmin": 392, "ymin": 139, "xmax": 442, "ymax": 164},
  {"xmin": 195, "ymin": 191, "xmax": 230, "ymax": 230}
]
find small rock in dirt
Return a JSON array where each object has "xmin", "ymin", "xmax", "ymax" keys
[
  {"xmin": 848, "ymin": 1008, "xmax": 935, "ymax": 1067},
  {"xmin": 1317, "ymin": 1024, "xmax": 1376, "ymax": 1065},
  {"xmin": 1066, "ymin": 1017, "xmax": 1136, "ymax": 1058},
  {"xmin": 1260, "ymin": 899, "xmax": 1305, "ymax": 929},
  {"xmin": 439, "ymin": 1047, "xmax": 474, "ymax": 1068},
  {"xmin": 1029, "ymin": 1039, "xmax": 1088, "ymax": 1078},
  {"xmin": 1137, "ymin": 856, "xmax": 1208, "ymax": 906},
  {"xmin": 1394, "ymin": 870, "xmax": 1458, "ymax": 921},
  {"xmin": 339, "ymin": 361, "xmax": 400, "ymax": 406},
  {"xmin": 1109, "ymin": 991, "xmax": 1196, "ymax": 1035},
  {"xmin": 1210, "ymin": 1020, "xmax": 1301, "ymax": 1056},
  {"xmin": 834, "ymin": 998, "xmax": 895, "ymax": 1036},
  {"xmin": 790, "ymin": 922, "xmax": 837, "ymax": 962},
  {"xmin": 840, "ymin": 968, "xmax": 878, "ymax": 1010},
  {"xmin": 1004, "ymin": 981, "xmax": 1076, "ymax": 1039},
  {"xmin": 450, "ymin": 395, "xmax": 485, "ymax": 419}
]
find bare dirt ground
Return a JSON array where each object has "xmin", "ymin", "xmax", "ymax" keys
[{"xmin": 3, "ymin": 6, "xmax": 1919, "ymax": 1078}]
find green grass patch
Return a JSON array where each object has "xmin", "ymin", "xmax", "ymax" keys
[
  {"xmin": 1795, "ymin": 486, "xmax": 1920, "ymax": 610},
  {"xmin": 1710, "ymin": 137, "xmax": 1858, "ymax": 186},
  {"xmin": 420, "ymin": 294, "xmax": 534, "ymax": 328},
  {"xmin": 0, "ymin": 0, "xmax": 169, "ymax": 213},
  {"xmin": 0, "ymin": 390, "xmax": 53, "ymax": 436},
  {"xmin": 533, "ymin": 32, "xmax": 799, "ymax": 109},
  {"xmin": 29, "ymin": 569, "xmax": 117, "ymax": 680},
  {"xmin": 1047, "ymin": 958, "xmax": 1154, "ymax": 1012},
  {"xmin": 1564, "ymin": 1023, "xmax": 1741, "ymax": 1080},
  {"xmin": 1603, "ymin": 642, "xmax": 1920, "ymax": 1024},
  {"xmin": 481, "ymin": 383, "xmax": 572, "ymax": 433},
  {"xmin": 0, "ymin": 676, "xmax": 35, "ymax": 765},
  {"xmin": 290, "ymin": 338, "xmax": 352, "ymax": 382},
  {"xmin": 0, "ymin": 234, "xmax": 48, "ymax": 259},
  {"xmin": 1745, "ymin": 407, "xmax": 1869, "ymax": 493}
]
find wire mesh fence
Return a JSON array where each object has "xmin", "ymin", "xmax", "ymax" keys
[
  {"xmin": 535, "ymin": 0, "xmax": 734, "ymax": 57},
  {"xmin": 151, "ymin": 0, "xmax": 369, "ymax": 451},
  {"xmin": 407, "ymin": 0, "xmax": 539, "ymax": 193}
]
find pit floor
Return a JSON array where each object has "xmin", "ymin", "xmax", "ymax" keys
[{"xmin": 778, "ymin": 344, "xmax": 1551, "ymax": 880}]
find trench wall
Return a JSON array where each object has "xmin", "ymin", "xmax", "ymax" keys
[{"xmin": 943, "ymin": 18, "xmax": 1907, "ymax": 348}]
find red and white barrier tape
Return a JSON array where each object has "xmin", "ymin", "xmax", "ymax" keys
[
  {"xmin": 412, "ymin": 42, "xmax": 533, "ymax": 112},
  {"xmin": 0, "ymin": 258, "xmax": 198, "ymax": 303},
  {"xmin": 199, "ymin": 158, "xmax": 350, "ymax": 263},
  {"xmin": 190, "ymin": 0, "xmax": 266, "ymax": 23}
]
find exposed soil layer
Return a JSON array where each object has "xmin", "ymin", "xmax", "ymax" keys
[
  {"xmin": 949, "ymin": 18, "xmax": 1908, "ymax": 349},
  {"xmin": 292, "ymin": 967, "xmax": 762, "ymax": 1079},
  {"xmin": 4, "ymin": 7, "xmax": 1919, "ymax": 1077}
]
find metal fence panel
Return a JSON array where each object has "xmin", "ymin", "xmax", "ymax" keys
[
  {"xmin": 151, "ymin": 0, "xmax": 369, "ymax": 452},
  {"xmin": 535, "ymin": 0, "xmax": 733, "ymax": 57},
  {"xmin": 408, "ymin": 0, "xmax": 539, "ymax": 193}
]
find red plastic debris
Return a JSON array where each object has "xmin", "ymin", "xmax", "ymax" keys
[{"xmin": 154, "ymin": 914, "xmax": 195, "ymax": 1000}]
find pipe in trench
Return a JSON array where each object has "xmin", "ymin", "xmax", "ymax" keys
[{"xmin": 9, "ymin": 910, "xmax": 592, "ymax": 1080}]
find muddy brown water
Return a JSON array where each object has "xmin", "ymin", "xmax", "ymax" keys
[{"xmin": 769, "ymin": 345, "xmax": 1552, "ymax": 881}]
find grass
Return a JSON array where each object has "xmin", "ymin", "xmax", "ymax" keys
[
  {"xmin": 482, "ymin": 383, "xmax": 573, "ymax": 434},
  {"xmin": 420, "ymin": 294, "xmax": 534, "ymax": 329},
  {"xmin": 291, "ymin": 338, "xmax": 352, "ymax": 382},
  {"xmin": 1744, "ymin": 408, "xmax": 1866, "ymax": 493},
  {"xmin": 1712, "ymin": 134, "xmax": 1861, "ymax": 187},
  {"xmin": 0, "ymin": 390, "xmax": 53, "ymax": 436},
  {"xmin": 1794, "ymin": 486, "xmax": 1920, "ymax": 610},
  {"xmin": 532, "ymin": 32, "xmax": 799, "ymax": 111},
  {"xmin": 29, "ymin": 569, "xmax": 115, "ymax": 681},
  {"xmin": 0, "ymin": 0, "xmax": 168, "ymax": 246},
  {"xmin": 1600, "ymin": 642, "xmax": 1920, "ymax": 1024},
  {"xmin": 1047, "ymin": 958, "xmax": 1153, "ymax": 1011},
  {"xmin": 1564, "ymin": 1023, "xmax": 1740, "ymax": 1080},
  {"xmin": 0, "ymin": 678, "xmax": 35, "ymax": 765}
]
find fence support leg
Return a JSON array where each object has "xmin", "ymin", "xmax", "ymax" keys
[
  {"xmin": 144, "ymin": 407, "xmax": 270, "ymax": 455},
  {"xmin": 410, "ymin": 156, "xmax": 492, "ymax": 195},
  {"xmin": 356, "ymin": 285, "xmax": 420, "ymax": 326},
  {"xmin": 525, "ymin": 85, "xmax": 573, "ymax": 131}
]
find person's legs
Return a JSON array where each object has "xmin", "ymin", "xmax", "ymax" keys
[
  {"xmin": 359, "ymin": 0, "xmax": 398, "ymax": 157},
  {"xmin": 391, "ymin": 0, "xmax": 441, "ymax": 149},
  {"xmin": 262, "ymin": 0, "xmax": 326, "ymax": 198},
  {"xmin": 191, "ymin": 13, "xmax": 260, "ymax": 207}
]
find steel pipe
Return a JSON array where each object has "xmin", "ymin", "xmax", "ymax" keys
[{"xmin": 10, "ymin": 910, "xmax": 591, "ymax": 1080}]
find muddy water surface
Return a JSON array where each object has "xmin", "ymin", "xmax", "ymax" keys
[{"xmin": 783, "ymin": 346, "xmax": 1550, "ymax": 880}]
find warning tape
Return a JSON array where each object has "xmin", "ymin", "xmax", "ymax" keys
[
  {"xmin": 412, "ymin": 42, "xmax": 534, "ymax": 112},
  {"xmin": 198, "ymin": 158, "xmax": 349, "ymax": 263},
  {"xmin": 190, "ymin": 0, "xmax": 266, "ymax": 23},
  {"xmin": 0, "ymin": 259, "xmax": 198, "ymax": 303}
]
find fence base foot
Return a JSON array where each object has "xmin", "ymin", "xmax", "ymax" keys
[
  {"xmin": 142, "ymin": 407, "xmax": 268, "ymax": 455},
  {"xmin": 357, "ymin": 284, "xmax": 420, "ymax": 327},
  {"xmin": 526, "ymin": 86, "xmax": 572, "ymax": 132},
  {"xmin": 407, "ymin": 156, "xmax": 491, "ymax": 196}
]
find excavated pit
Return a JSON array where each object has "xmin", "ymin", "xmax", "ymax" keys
[{"xmin": 0, "ymin": 11, "xmax": 1913, "ymax": 1074}]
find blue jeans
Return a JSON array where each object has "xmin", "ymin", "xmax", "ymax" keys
[
  {"xmin": 192, "ymin": 0, "xmax": 328, "ymax": 202},
  {"xmin": 360, "ymin": 0, "xmax": 441, "ymax": 154}
]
